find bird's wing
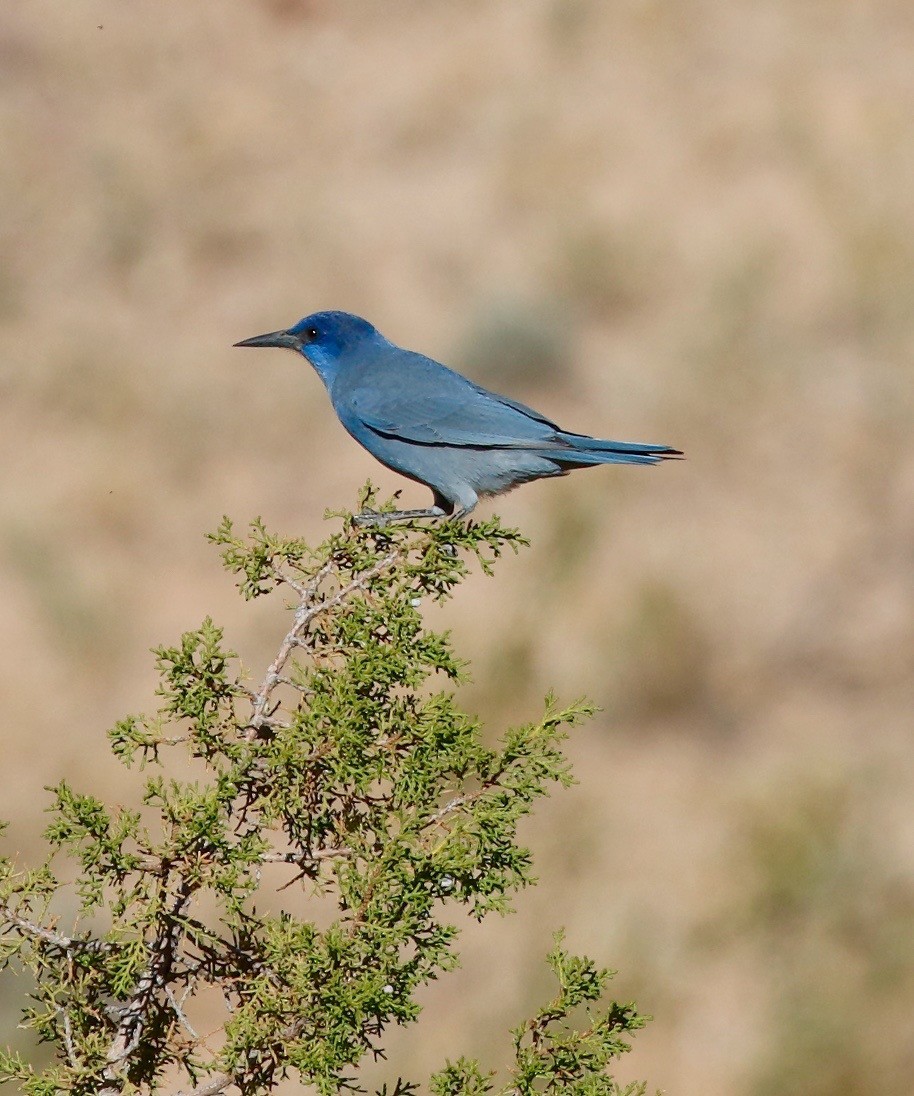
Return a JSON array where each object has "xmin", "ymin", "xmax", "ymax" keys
[{"xmin": 345, "ymin": 351, "xmax": 563, "ymax": 449}]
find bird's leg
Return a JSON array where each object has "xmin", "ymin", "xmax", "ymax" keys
[{"xmin": 354, "ymin": 505, "xmax": 449, "ymax": 527}]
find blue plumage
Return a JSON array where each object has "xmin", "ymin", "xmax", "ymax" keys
[{"xmin": 235, "ymin": 310, "xmax": 681, "ymax": 522}]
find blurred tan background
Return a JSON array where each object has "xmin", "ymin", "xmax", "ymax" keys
[{"xmin": 3, "ymin": 1, "xmax": 914, "ymax": 1092}]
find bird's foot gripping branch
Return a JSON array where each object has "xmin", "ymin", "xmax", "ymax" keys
[{"xmin": 0, "ymin": 490, "xmax": 649, "ymax": 1096}]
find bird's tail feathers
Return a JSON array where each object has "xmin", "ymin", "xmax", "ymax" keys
[{"xmin": 555, "ymin": 434, "xmax": 683, "ymax": 466}]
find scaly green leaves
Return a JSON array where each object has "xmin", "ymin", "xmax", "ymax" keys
[{"xmin": 0, "ymin": 491, "xmax": 646, "ymax": 1095}]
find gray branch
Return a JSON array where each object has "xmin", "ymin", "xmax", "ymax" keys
[
  {"xmin": 245, "ymin": 550, "xmax": 400, "ymax": 739},
  {"xmin": 0, "ymin": 901, "xmax": 109, "ymax": 956},
  {"xmin": 98, "ymin": 878, "xmax": 195, "ymax": 1095}
]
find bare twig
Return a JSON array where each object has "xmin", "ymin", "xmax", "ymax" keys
[
  {"xmin": 245, "ymin": 551, "xmax": 399, "ymax": 740},
  {"xmin": 169, "ymin": 1010, "xmax": 316, "ymax": 1096},
  {"xmin": 0, "ymin": 902, "xmax": 109, "ymax": 956},
  {"xmin": 164, "ymin": 984, "xmax": 198, "ymax": 1040},
  {"xmin": 424, "ymin": 794, "xmax": 469, "ymax": 830},
  {"xmin": 171, "ymin": 1072, "xmax": 233, "ymax": 1096},
  {"xmin": 98, "ymin": 878, "xmax": 196, "ymax": 1095},
  {"xmin": 274, "ymin": 674, "xmax": 312, "ymax": 695},
  {"xmin": 422, "ymin": 759, "xmax": 513, "ymax": 836},
  {"xmin": 274, "ymin": 569, "xmax": 306, "ymax": 597},
  {"xmin": 260, "ymin": 846, "xmax": 351, "ymax": 866},
  {"xmin": 59, "ymin": 1007, "xmax": 79, "ymax": 1068}
]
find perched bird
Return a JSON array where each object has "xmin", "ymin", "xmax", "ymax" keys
[{"xmin": 235, "ymin": 311, "xmax": 681, "ymax": 523}]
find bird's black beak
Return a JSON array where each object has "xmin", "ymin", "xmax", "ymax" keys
[{"xmin": 233, "ymin": 329, "xmax": 301, "ymax": 350}]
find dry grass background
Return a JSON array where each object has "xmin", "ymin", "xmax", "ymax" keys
[{"xmin": 3, "ymin": 1, "xmax": 914, "ymax": 1092}]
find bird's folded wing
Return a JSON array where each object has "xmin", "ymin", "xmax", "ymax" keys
[{"xmin": 347, "ymin": 355, "xmax": 563, "ymax": 449}]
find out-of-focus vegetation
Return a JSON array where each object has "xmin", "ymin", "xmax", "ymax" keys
[{"xmin": 2, "ymin": 2, "xmax": 914, "ymax": 1093}]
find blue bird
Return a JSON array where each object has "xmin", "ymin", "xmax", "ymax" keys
[{"xmin": 235, "ymin": 311, "xmax": 681, "ymax": 523}]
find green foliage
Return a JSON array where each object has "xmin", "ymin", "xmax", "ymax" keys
[
  {"xmin": 0, "ymin": 490, "xmax": 648, "ymax": 1094},
  {"xmin": 431, "ymin": 935, "xmax": 647, "ymax": 1096}
]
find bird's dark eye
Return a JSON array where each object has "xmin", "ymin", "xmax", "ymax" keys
[{"xmin": 304, "ymin": 326, "xmax": 319, "ymax": 341}]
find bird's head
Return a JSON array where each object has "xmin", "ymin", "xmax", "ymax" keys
[{"xmin": 234, "ymin": 310, "xmax": 383, "ymax": 382}]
